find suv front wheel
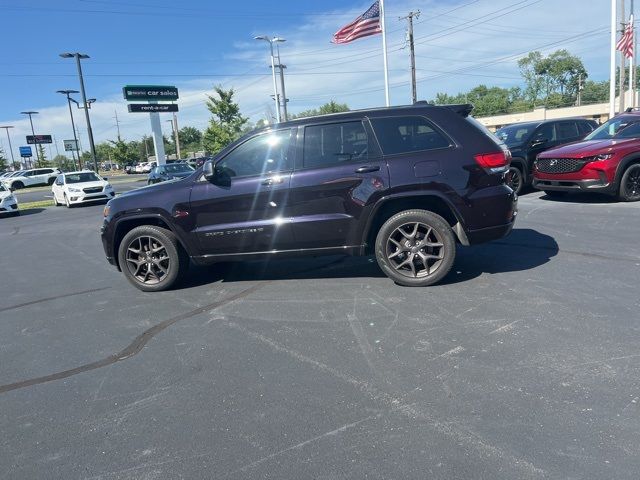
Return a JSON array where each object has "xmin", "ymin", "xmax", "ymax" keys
[
  {"xmin": 118, "ymin": 225, "xmax": 188, "ymax": 292},
  {"xmin": 375, "ymin": 209, "xmax": 456, "ymax": 287},
  {"xmin": 619, "ymin": 163, "xmax": 640, "ymax": 202}
]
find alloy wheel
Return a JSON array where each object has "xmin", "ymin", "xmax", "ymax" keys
[
  {"xmin": 623, "ymin": 165, "xmax": 640, "ymax": 200},
  {"xmin": 506, "ymin": 166, "xmax": 523, "ymax": 194},
  {"xmin": 386, "ymin": 221, "xmax": 445, "ymax": 279},
  {"xmin": 125, "ymin": 235, "xmax": 171, "ymax": 285}
]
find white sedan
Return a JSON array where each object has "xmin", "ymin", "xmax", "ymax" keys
[
  {"xmin": 0, "ymin": 182, "xmax": 19, "ymax": 216},
  {"xmin": 52, "ymin": 170, "xmax": 115, "ymax": 208}
]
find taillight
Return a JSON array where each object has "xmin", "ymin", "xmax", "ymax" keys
[{"xmin": 474, "ymin": 152, "xmax": 509, "ymax": 169}]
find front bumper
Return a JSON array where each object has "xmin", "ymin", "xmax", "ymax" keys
[
  {"xmin": 0, "ymin": 198, "xmax": 19, "ymax": 214},
  {"xmin": 67, "ymin": 190, "xmax": 116, "ymax": 204},
  {"xmin": 532, "ymin": 176, "xmax": 614, "ymax": 193}
]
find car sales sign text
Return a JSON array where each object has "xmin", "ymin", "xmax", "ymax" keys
[{"xmin": 122, "ymin": 85, "xmax": 179, "ymax": 101}]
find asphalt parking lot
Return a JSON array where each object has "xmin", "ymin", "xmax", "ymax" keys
[{"xmin": 1, "ymin": 192, "xmax": 639, "ymax": 480}]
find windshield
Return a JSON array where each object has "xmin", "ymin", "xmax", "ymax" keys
[
  {"xmin": 585, "ymin": 117, "xmax": 640, "ymax": 140},
  {"xmin": 65, "ymin": 172, "xmax": 101, "ymax": 184},
  {"xmin": 164, "ymin": 163, "xmax": 194, "ymax": 173},
  {"xmin": 495, "ymin": 124, "xmax": 536, "ymax": 146}
]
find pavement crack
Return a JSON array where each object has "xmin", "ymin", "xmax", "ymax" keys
[
  {"xmin": 0, "ymin": 287, "xmax": 111, "ymax": 314},
  {"xmin": 0, "ymin": 282, "xmax": 265, "ymax": 395}
]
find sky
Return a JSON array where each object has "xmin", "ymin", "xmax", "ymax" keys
[{"xmin": 0, "ymin": 0, "xmax": 614, "ymax": 160}]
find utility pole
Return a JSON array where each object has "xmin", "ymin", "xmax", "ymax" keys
[
  {"xmin": 20, "ymin": 111, "xmax": 40, "ymax": 166},
  {"xmin": 400, "ymin": 10, "xmax": 420, "ymax": 104},
  {"xmin": 631, "ymin": 0, "xmax": 636, "ymax": 106},
  {"xmin": 114, "ymin": 110, "xmax": 121, "ymax": 139},
  {"xmin": 577, "ymin": 73, "xmax": 583, "ymax": 106},
  {"xmin": 620, "ymin": 0, "xmax": 626, "ymax": 112},
  {"xmin": 611, "ymin": 0, "xmax": 618, "ymax": 119}
]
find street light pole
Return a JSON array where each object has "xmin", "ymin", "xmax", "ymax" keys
[
  {"xmin": 20, "ymin": 111, "xmax": 39, "ymax": 168},
  {"xmin": 255, "ymin": 35, "xmax": 281, "ymax": 123},
  {"xmin": 60, "ymin": 52, "xmax": 98, "ymax": 172},
  {"xmin": 274, "ymin": 38, "xmax": 288, "ymax": 122},
  {"xmin": 0, "ymin": 126, "xmax": 16, "ymax": 167},
  {"xmin": 57, "ymin": 90, "xmax": 80, "ymax": 170}
]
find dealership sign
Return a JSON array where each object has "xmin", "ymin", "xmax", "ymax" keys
[{"xmin": 122, "ymin": 85, "xmax": 179, "ymax": 101}]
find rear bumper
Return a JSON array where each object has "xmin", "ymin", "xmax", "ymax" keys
[{"xmin": 466, "ymin": 220, "xmax": 516, "ymax": 245}]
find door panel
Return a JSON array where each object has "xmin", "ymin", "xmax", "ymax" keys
[
  {"xmin": 190, "ymin": 128, "xmax": 297, "ymax": 256},
  {"xmin": 290, "ymin": 120, "xmax": 388, "ymax": 249}
]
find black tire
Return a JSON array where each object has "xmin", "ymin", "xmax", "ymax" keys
[
  {"xmin": 618, "ymin": 163, "xmax": 640, "ymax": 202},
  {"xmin": 12, "ymin": 181, "xmax": 24, "ymax": 190},
  {"xmin": 375, "ymin": 209, "xmax": 456, "ymax": 287},
  {"xmin": 118, "ymin": 225, "xmax": 188, "ymax": 292},
  {"xmin": 64, "ymin": 193, "xmax": 73, "ymax": 208},
  {"xmin": 506, "ymin": 165, "xmax": 524, "ymax": 194}
]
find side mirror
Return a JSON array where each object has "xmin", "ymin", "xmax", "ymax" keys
[
  {"xmin": 203, "ymin": 160, "xmax": 215, "ymax": 180},
  {"xmin": 102, "ymin": 176, "xmax": 108, "ymax": 181}
]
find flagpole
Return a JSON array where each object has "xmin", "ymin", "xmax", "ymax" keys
[
  {"xmin": 611, "ymin": 0, "xmax": 618, "ymax": 118},
  {"xmin": 379, "ymin": 0, "xmax": 390, "ymax": 106},
  {"xmin": 630, "ymin": 13, "xmax": 635, "ymax": 107}
]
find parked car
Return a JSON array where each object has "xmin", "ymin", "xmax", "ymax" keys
[
  {"xmin": 495, "ymin": 118, "xmax": 598, "ymax": 193},
  {"xmin": 5, "ymin": 168, "xmax": 62, "ymax": 190},
  {"xmin": 102, "ymin": 103, "xmax": 517, "ymax": 292},
  {"xmin": 533, "ymin": 110, "xmax": 640, "ymax": 201},
  {"xmin": 0, "ymin": 182, "xmax": 19, "ymax": 216},
  {"xmin": 52, "ymin": 170, "xmax": 115, "ymax": 207},
  {"xmin": 147, "ymin": 163, "xmax": 195, "ymax": 184},
  {"xmin": 134, "ymin": 162, "xmax": 148, "ymax": 173}
]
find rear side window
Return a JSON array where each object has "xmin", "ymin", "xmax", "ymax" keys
[
  {"xmin": 303, "ymin": 121, "xmax": 368, "ymax": 168},
  {"xmin": 371, "ymin": 116, "xmax": 450, "ymax": 155},
  {"xmin": 556, "ymin": 122, "xmax": 579, "ymax": 140}
]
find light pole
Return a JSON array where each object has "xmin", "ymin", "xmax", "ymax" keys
[
  {"xmin": 60, "ymin": 52, "xmax": 98, "ymax": 172},
  {"xmin": 20, "ymin": 111, "xmax": 39, "ymax": 168},
  {"xmin": 0, "ymin": 126, "xmax": 16, "ymax": 168},
  {"xmin": 254, "ymin": 35, "xmax": 283, "ymax": 123},
  {"xmin": 56, "ymin": 89, "xmax": 80, "ymax": 170},
  {"xmin": 273, "ymin": 37, "xmax": 288, "ymax": 121}
]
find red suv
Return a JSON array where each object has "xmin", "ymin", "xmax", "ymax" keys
[{"xmin": 532, "ymin": 111, "xmax": 640, "ymax": 201}]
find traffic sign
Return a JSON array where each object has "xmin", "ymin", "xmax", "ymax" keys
[
  {"xmin": 127, "ymin": 103, "xmax": 179, "ymax": 113},
  {"xmin": 123, "ymin": 85, "xmax": 179, "ymax": 101},
  {"xmin": 63, "ymin": 139, "xmax": 79, "ymax": 151},
  {"xmin": 26, "ymin": 135, "xmax": 52, "ymax": 144},
  {"xmin": 19, "ymin": 146, "xmax": 32, "ymax": 158}
]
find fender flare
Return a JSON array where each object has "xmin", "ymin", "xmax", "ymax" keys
[{"xmin": 614, "ymin": 153, "xmax": 640, "ymax": 187}]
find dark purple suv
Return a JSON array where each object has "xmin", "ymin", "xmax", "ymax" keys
[{"xmin": 101, "ymin": 103, "xmax": 517, "ymax": 291}]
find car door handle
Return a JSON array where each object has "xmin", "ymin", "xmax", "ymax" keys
[
  {"xmin": 261, "ymin": 175, "xmax": 285, "ymax": 186},
  {"xmin": 354, "ymin": 165, "xmax": 380, "ymax": 173}
]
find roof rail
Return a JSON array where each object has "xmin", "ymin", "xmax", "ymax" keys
[
  {"xmin": 624, "ymin": 107, "xmax": 640, "ymax": 112},
  {"xmin": 444, "ymin": 103, "xmax": 474, "ymax": 117}
]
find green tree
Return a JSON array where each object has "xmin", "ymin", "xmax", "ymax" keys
[
  {"xmin": 202, "ymin": 86, "xmax": 248, "ymax": 155},
  {"xmin": 518, "ymin": 49, "xmax": 587, "ymax": 107},
  {"xmin": 35, "ymin": 145, "xmax": 51, "ymax": 167},
  {"xmin": 108, "ymin": 138, "xmax": 139, "ymax": 165},
  {"xmin": 0, "ymin": 148, "xmax": 8, "ymax": 171},
  {"xmin": 52, "ymin": 154, "xmax": 75, "ymax": 171},
  {"xmin": 293, "ymin": 100, "xmax": 350, "ymax": 119},
  {"xmin": 178, "ymin": 126, "xmax": 202, "ymax": 146}
]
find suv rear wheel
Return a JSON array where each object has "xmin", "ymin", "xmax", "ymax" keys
[
  {"xmin": 12, "ymin": 181, "xmax": 24, "ymax": 190},
  {"xmin": 118, "ymin": 225, "xmax": 188, "ymax": 292},
  {"xmin": 375, "ymin": 210, "xmax": 455, "ymax": 287},
  {"xmin": 619, "ymin": 164, "xmax": 640, "ymax": 202}
]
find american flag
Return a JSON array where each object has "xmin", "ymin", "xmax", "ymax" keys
[
  {"xmin": 332, "ymin": 1, "xmax": 382, "ymax": 44},
  {"xmin": 616, "ymin": 16, "xmax": 634, "ymax": 59}
]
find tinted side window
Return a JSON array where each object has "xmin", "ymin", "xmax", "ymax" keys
[
  {"xmin": 303, "ymin": 122, "xmax": 368, "ymax": 169},
  {"xmin": 533, "ymin": 123, "xmax": 556, "ymax": 142},
  {"xmin": 217, "ymin": 129, "xmax": 292, "ymax": 178},
  {"xmin": 556, "ymin": 122, "xmax": 579, "ymax": 140},
  {"xmin": 578, "ymin": 121, "xmax": 595, "ymax": 135},
  {"xmin": 370, "ymin": 116, "xmax": 450, "ymax": 155}
]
